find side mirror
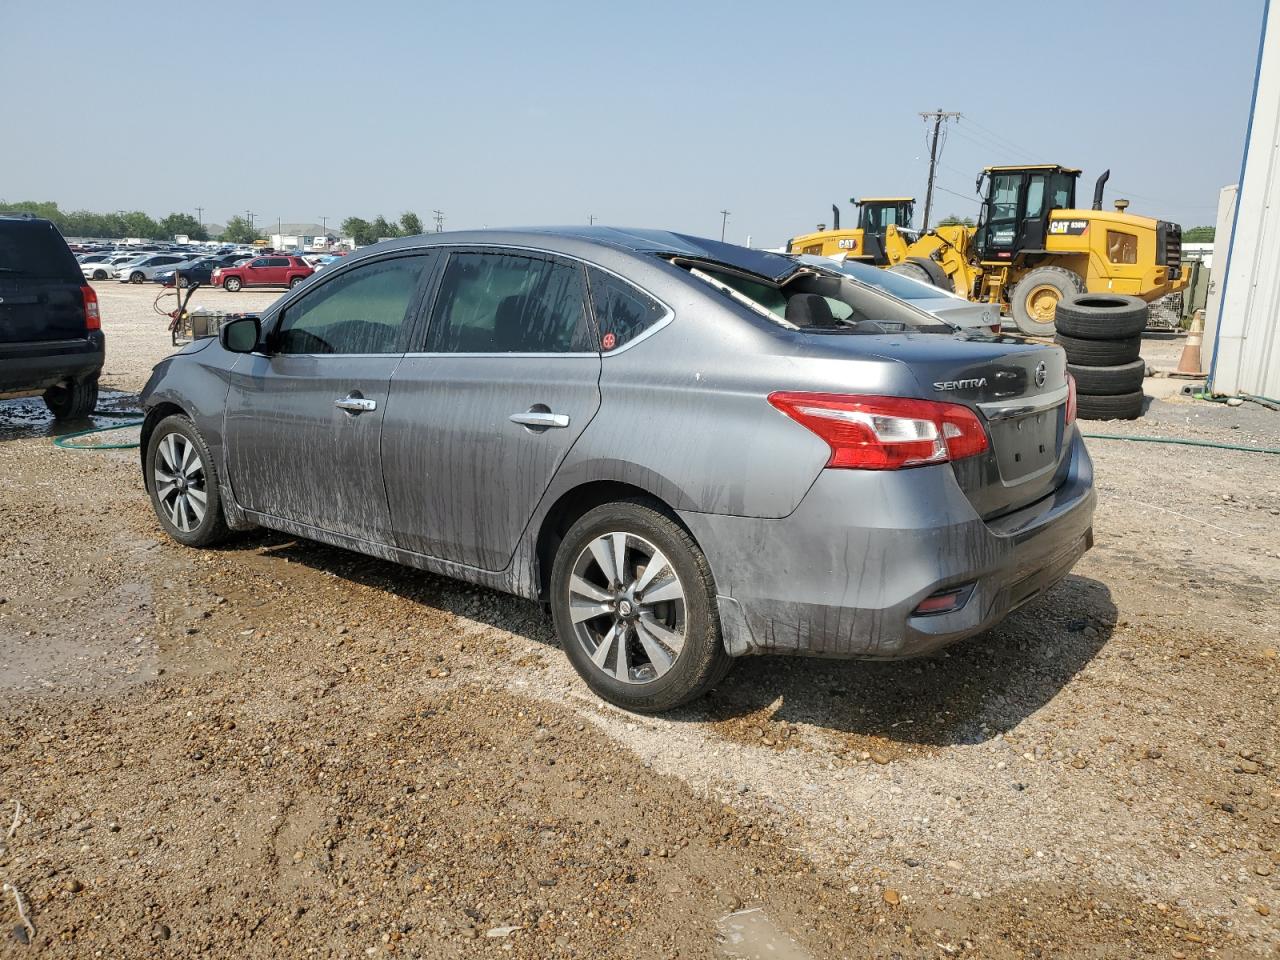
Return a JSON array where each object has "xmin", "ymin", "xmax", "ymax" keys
[{"xmin": 220, "ymin": 315, "xmax": 261, "ymax": 353}]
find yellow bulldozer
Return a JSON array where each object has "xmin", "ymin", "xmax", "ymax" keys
[{"xmin": 788, "ymin": 165, "xmax": 1188, "ymax": 336}]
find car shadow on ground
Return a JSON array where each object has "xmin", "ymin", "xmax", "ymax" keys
[{"xmin": 222, "ymin": 532, "xmax": 1114, "ymax": 748}]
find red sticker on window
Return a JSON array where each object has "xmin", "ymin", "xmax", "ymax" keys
[{"xmin": 601, "ymin": 332, "xmax": 617, "ymax": 350}]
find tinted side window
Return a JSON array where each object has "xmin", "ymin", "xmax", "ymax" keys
[
  {"xmin": 426, "ymin": 253, "xmax": 592, "ymax": 353},
  {"xmin": 250, "ymin": 258, "xmax": 269, "ymax": 268},
  {"xmin": 275, "ymin": 255, "xmax": 428, "ymax": 355},
  {"xmin": 586, "ymin": 267, "xmax": 667, "ymax": 350},
  {"xmin": 268, "ymin": 257, "xmax": 290, "ymax": 267}
]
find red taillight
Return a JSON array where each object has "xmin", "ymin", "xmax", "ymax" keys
[
  {"xmin": 1065, "ymin": 373, "xmax": 1078, "ymax": 426},
  {"xmin": 767, "ymin": 392, "xmax": 989, "ymax": 470},
  {"xmin": 81, "ymin": 284, "xmax": 100, "ymax": 331}
]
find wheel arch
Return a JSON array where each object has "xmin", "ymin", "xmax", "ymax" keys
[
  {"xmin": 138, "ymin": 402, "xmax": 188, "ymax": 489},
  {"xmin": 532, "ymin": 480, "xmax": 695, "ymax": 602}
]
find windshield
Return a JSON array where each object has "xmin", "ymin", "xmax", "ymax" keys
[
  {"xmin": 693, "ymin": 265, "xmax": 953, "ymax": 335},
  {"xmin": 796, "ymin": 256, "xmax": 952, "ymax": 302}
]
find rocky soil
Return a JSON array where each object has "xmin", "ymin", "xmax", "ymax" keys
[{"xmin": 0, "ymin": 286, "xmax": 1276, "ymax": 958}]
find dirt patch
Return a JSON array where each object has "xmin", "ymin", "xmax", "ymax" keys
[{"xmin": 0, "ymin": 306, "xmax": 1277, "ymax": 956}]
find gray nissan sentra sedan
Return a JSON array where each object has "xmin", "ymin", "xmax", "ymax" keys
[{"xmin": 139, "ymin": 227, "xmax": 1095, "ymax": 712}]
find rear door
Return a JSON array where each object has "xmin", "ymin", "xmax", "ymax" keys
[
  {"xmin": 382, "ymin": 248, "xmax": 601, "ymax": 569},
  {"xmin": 224, "ymin": 252, "xmax": 437, "ymax": 543},
  {"xmin": 0, "ymin": 220, "xmax": 86, "ymax": 344}
]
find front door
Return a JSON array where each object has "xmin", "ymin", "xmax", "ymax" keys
[
  {"xmin": 977, "ymin": 172, "xmax": 1023, "ymax": 261},
  {"xmin": 382, "ymin": 249, "xmax": 602, "ymax": 570},
  {"xmin": 224, "ymin": 252, "xmax": 436, "ymax": 544}
]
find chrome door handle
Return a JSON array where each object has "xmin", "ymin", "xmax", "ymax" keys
[
  {"xmin": 335, "ymin": 396, "xmax": 377, "ymax": 413},
  {"xmin": 509, "ymin": 410, "xmax": 570, "ymax": 429}
]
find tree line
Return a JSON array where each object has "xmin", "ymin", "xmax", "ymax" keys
[
  {"xmin": 340, "ymin": 212, "xmax": 424, "ymax": 247},
  {"xmin": 0, "ymin": 200, "xmax": 210, "ymax": 241}
]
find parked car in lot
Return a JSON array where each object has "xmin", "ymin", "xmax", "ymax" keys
[
  {"xmin": 114, "ymin": 253, "xmax": 197, "ymax": 283},
  {"xmin": 155, "ymin": 258, "xmax": 217, "ymax": 288},
  {"xmin": 139, "ymin": 227, "xmax": 1095, "ymax": 712},
  {"xmin": 794, "ymin": 254, "xmax": 1003, "ymax": 334},
  {"xmin": 83, "ymin": 252, "xmax": 144, "ymax": 281},
  {"xmin": 0, "ymin": 215, "xmax": 104, "ymax": 420},
  {"xmin": 211, "ymin": 255, "xmax": 313, "ymax": 291}
]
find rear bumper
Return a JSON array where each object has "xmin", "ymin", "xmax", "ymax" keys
[
  {"xmin": 0, "ymin": 333, "xmax": 105, "ymax": 396},
  {"xmin": 681, "ymin": 430, "xmax": 1096, "ymax": 659}
]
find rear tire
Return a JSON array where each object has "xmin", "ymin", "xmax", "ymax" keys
[
  {"xmin": 289, "ymin": 276, "xmax": 305, "ymax": 288},
  {"xmin": 550, "ymin": 499, "xmax": 731, "ymax": 713},
  {"xmin": 1067, "ymin": 360, "xmax": 1146, "ymax": 395},
  {"xmin": 145, "ymin": 414, "xmax": 231, "ymax": 548},
  {"xmin": 888, "ymin": 259, "xmax": 940, "ymax": 288},
  {"xmin": 1055, "ymin": 294, "xmax": 1149, "ymax": 339},
  {"xmin": 1076, "ymin": 390, "xmax": 1144, "ymax": 421},
  {"xmin": 1010, "ymin": 266, "xmax": 1085, "ymax": 337},
  {"xmin": 1055, "ymin": 333, "xmax": 1142, "ymax": 366},
  {"xmin": 224, "ymin": 277, "xmax": 242, "ymax": 292},
  {"xmin": 43, "ymin": 376, "xmax": 98, "ymax": 421}
]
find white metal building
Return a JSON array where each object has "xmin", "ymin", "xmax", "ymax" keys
[{"xmin": 1207, "ymin": 0, "xmax": 1280, "ymax": 399}]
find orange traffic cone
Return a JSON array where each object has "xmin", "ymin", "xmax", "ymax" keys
[{"xmin": 1174, "ymin": 309, "xmax": 1206, "ymax": 377}]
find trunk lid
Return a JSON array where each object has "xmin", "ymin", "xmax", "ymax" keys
[
  {"xmin": 0, "ymin": 219, "xmax": 88, "ymax": 343},
  {"xmin": 864, "ymin": 333, "xmax": 1072, "ymax": 519}
]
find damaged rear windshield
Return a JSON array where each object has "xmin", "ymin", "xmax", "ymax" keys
[{"xmin": 686, "ymin": 262, "xmax": 954, "ymax": 335}]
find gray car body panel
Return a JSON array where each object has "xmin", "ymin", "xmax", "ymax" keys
[{"xmin": 139, "ymin": 228, "xmax": 1096, "ymax": 661}]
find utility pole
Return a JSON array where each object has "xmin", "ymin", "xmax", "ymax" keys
[
  {"xmin": 588, "ymin": 214, "xmax": 596, "ymax": 225},
  {"xmin": 195, "ymin": 206, "xmax": 204, "ymax": 226},
  {"xmin": 719, "ymin": 209, "xmax": 730, "ymax": 242},
  {"xmin": 919, "ymin": 109, "xmax": 962, "ymax": 233},
  {"xmin": 433, "ymin": 210, "xmax": 444, "ymax": 233},
  {"xmin": 246, "ymin": 210, "xmax": 256, "ymax": 234},
  {"xmin": 320, "ymin": 216, "xmax": 328, "ymax": 237}
]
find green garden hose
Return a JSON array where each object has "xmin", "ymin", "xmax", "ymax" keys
[
  {"xmin": 1081, "ymin": 433, "xmax": 1280, "ymax": 455},
  {"xmin": 52, "ymin": 418, "xmax": 144, "ymax": 450}
]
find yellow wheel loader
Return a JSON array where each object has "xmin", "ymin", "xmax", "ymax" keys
[
  {"xmin": 791, "ymin": 198, "xmax": 916, "ymax": 265},
  {"xmin": 788, "ymin": 165, "xmax": 1189, "ymax": 336}
]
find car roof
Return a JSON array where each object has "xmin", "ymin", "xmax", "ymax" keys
[{"xmin": 367, "ymin": 227, "xmax": 804, "ymax": 283}]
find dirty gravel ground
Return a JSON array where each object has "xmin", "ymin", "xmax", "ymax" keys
[{"xmin": 0, "ymin": 284, "xmax": 1277, "ymax": 958}]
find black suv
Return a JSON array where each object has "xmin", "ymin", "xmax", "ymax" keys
[{"xmin": 0, "ymin": 215, "xmax": 105, "ymax": 420}]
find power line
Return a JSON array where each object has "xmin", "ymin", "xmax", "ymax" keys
[{"xmin": 960, "ymin": 116, "xmax": 1042, "ymax": 162}]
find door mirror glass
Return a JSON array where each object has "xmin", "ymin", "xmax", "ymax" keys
[{"xmin": 220, "ymin": 315, "xmax": 261, "ymax": 353}]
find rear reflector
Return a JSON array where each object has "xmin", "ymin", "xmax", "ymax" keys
[
  {"xmin": 1065, "ymin": 373, "xmax": 1078, "ymax": 426},
  {"xmin": 767, "ymin": 392, "xmax": 989, "ymax": 470},
  {"xmin": 81, "ymin": 284, "xmax": 100, "ymax": 331},
  {"xmin": 912, "ymin": 585, "xmax": 973, "ymax": 616}
]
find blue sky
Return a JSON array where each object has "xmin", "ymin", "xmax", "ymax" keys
[{"xmin": 1, "ymin": 0, "xmax": 1265, "ymax": 244}]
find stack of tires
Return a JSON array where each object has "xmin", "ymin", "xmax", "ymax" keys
[{"xmin": 1053, "ymin": 294, "xmax": 1148, "ymax": 421}]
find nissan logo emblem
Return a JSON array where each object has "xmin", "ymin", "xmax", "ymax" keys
[{"xmin": 1035, "ymin": 361, "xmax": 1047, "ymax": 388}]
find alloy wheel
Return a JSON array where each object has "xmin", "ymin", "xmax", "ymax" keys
[
  {"xmin": 567, "ymin": 532, "xmax": 687, "ymax": 684},
  {"xmin": 153, "ymin": 433, "xmax": 208, "ymax": 533}
]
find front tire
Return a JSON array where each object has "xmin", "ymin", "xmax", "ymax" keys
[
  {"xmin": 145, "ymin": 415, "xmax": 231, "ymax": 547},
  {"xmin": 43, "ymin": 376, "xmax": 98, "ymax": 421},
  {"xmin": 92, "ymin": 269, "xmax": 108, "ymax": 280},
  {"xmin": 129, "ymin": 271, "xmax": 145, "ymax": 284},
  {"xmin": 1010, "ymin": 266, "xmax": 1085, "ymax": 337},
  {"xmin": 550, "ymin": 499, "xmax": 731, "ymax": 713},
  {"xmin": 223, "ymin": 277, "xmax": 242, "ymax": 292}
]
